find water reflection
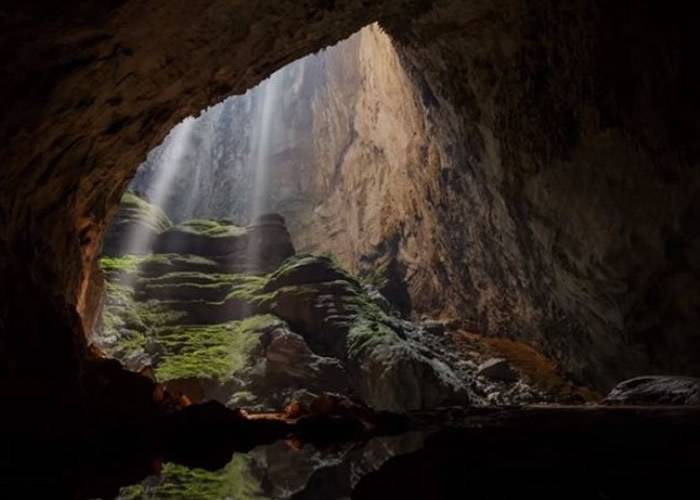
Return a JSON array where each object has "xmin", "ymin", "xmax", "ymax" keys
[{"xmin": 113, "ymin": 432, "xmax": 427, "ymax": 499}]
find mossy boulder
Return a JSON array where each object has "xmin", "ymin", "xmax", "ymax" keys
[
  {"xmin": 103, "ymin": 192, "xmax": 172, "ymax": 256},
  {"xmin": 153, "ymin": 315, "xmax": 279, "ymax": 381},
  {"xmin": 153, "ymin": 220, "xmax": 248, "ymax": 257},
  {"xmin": 137, "ymin": 253, "xmax": 222, "ymax": 277},
  {"xmin": 118, "ymin": 457, "xmax": 264, "ymax": 500},
  {"xmin": 249, "ymin": 255, "xmax": 470, "ymax": 411},
  {"xmin": 152, "ymin": 213, "xmax": 295, "ymax": 274},
  {"xmin": 135, "ymin": 280, "xmax": 235, "ymax": 303},
  {"xmin": 263, "ymin": 254, "xmax": 358, "ymax": 292}
]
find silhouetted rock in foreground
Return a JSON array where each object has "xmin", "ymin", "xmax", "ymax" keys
[{"xmin": 603, "ymin": 375, "xmax": 700, "ymax": 406}]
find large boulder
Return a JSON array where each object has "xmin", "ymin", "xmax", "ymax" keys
[
  {"xmin": 263, "ymin": 254, "xmax": 356, "ymax": 292},
  {"xmin": 258, "ymin": 255, "xmax": 470, "ymax": 411},
  {"xmin": 102, "ymin": 192, "xmax": 172, "ymax": 256},
  {"xmin": 153, "ymin": 214, "xmax": 295, "ymax": 273},
  {"xmin": 603, "ymin": 376, "xmax": 700, "ymax": 406},
  {"xmin": 152, "ymin": 219, "xmax": 248, "ymax": 257}
]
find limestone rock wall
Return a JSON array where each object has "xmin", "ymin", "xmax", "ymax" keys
[{"xmin": 387, "ymin": 1, "xmax": 700, "ymax": 388}]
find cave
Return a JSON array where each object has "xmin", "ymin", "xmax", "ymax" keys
[{"xmin": 2, "ymin": 1, "xmax": 700, "ymax": 498}]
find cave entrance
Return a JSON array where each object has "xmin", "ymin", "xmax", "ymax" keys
[
  {"xmin": 95, "ymin": 23, "xmax": 440, "ymax": 413},
  {"xmin": 95, "ymin": 20, "xmax": 592, "ymax": 421}
]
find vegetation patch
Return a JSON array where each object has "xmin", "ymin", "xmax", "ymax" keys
[
  {"xmin": 264, "ymin": 254, "xmax": 358, "ymax": 291},
  {"xmin": 346, "ymin": 316, "xmax": 401, "ymax": 360},
  {"xmin": 176, "ymin": 219, "xmax": 247, "ymax": 238},
  {"xmin": 134, "ymin": 300, "xmax": 189, "ymax": 329},
  {"xmin": 101, "ymin": 280, "xmax": 187, "ymax": 359},
  {"xmin": 139, "ymin": 271, "xmax": 242, "ymax": 286},
  {"xmin": 138, "ymin": 253, "xmax": 221, "ymax": 276},
  {"xmin": 100, "ymin": 255, "xmax": 145, "ymax": 275},
  {"xmin": 120, "ymin": 191, "xmax": 172, "ymax": 232},
  {"xmin": 224, "ymin": 274, "xmax": 272, "ymax": 306},
  {"xmin": 100, "ymin": 249, "xmax": 409, "ymax": 406},
  {"xmin": 153, "ymin": 315, "xmax": 282, "ymax": 382},
  {"xmin": 117, "ymin": 456, "xmax": 263, "ymax": 500}
]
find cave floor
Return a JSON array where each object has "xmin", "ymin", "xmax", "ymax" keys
[{"xmin": 2, "ymin": 405, "xmax": 699, "ymax": 499}]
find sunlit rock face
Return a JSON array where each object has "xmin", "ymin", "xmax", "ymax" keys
[{"xmin": 390, "ymin": 2, "xmax": 700, "ymax": 389}]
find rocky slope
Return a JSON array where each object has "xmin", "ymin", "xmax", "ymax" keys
[
  {"xmin": 98, "ymin": 193, "xmax": 473, "ymax": 412},
  {"xmin": 99, "ymin": 193, "xmax": 588, "ymax": 411}
]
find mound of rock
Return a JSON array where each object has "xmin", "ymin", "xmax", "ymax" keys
[
  {"xmin": 258, "ymin": 255, "xmax": 470, "ymax": 410},
  {"xmin": 97, "ymin": 193, "xmax": 469, "ymax": 412},
  {"xmin": 102, "ymin": 192, "xmax": 173, "ymax": 256}
]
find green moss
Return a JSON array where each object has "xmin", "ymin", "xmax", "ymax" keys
[
  {"xmin": 105, "ymin": 281, "xmax": 135, "ymax": 303},
  {"xmin": 101, "ymin": 253, "xmax": 220, "ymax": 279},
  {"xmin": 139, "ymin": 272, "xmax": 242, "ymax": 286},
  {"xmin": 101, "ymin": 249, "xmax": 402, "ymax": 391},
  {"xmin": 272, "ymin": 254, "xmax": 354, "ymax": 281},
  {"xmin": 138, "ymin": 253, "xmax": 221, "ymax": 276},
  {"xmin": 137, "ymin": 281, "xmax": 234, "ymax": 303},
  {"xmin": 360, "ymin": 261, "xmax": 390, "ymax": 289},
  {"xmin": 346, "ymin": 316, "xmax": 401, "ymax": 359},
  {"xmin": 102, "ymin": 281, "xmax": 187, "ymax": 358},
  {"xmin": 177, "ymin": 219, "xmax": 247, "ymax": 238},
  {"xmin": 135, "ymin": 300, "xmax": 188, "ymax": 328},
  {"xmin": 119, "ymin": 457, "xmax": 263, "ymax": 500},
  {"xmin": 153, "ymin": 315, "xmax": 282, "ymax": 382},
  {"xmin": 142, "ymin": 253, "xmax": 218, "ymax": 266},
  {"xmin": 100, "ymin": 255, "xmax": 145, "ymax": 274},
  {"xmin": 225, "ymin": 274, "xmax": 272, "ymax": 305},
  {"xmin": 116, "ymin": 329, "xmax": 148, "ymax": 355},
  {"xmin": 121, "ymin": 191, "xmax": 172, "ymax": 232}
]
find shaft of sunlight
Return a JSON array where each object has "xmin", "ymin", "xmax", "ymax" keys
[
  {"xmin": 250, "ymin": 71, "xmax": 284, "ymax": 220},
  {"xmin": 121, "ymin": 116, "xmax": 195, "ymax": 262}
]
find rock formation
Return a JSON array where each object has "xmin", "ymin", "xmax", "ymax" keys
[{"xmin": 98, "ymin": 193, "xmax": 472, "ymax": 411}]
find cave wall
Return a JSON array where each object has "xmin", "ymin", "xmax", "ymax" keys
[
  {"xmin": 1, "ymin": 0, "xmax": 699, "ymax": 415},
  {"xmin": 387, "ymin": 0, "xmax": 700, "ymax": 388}
]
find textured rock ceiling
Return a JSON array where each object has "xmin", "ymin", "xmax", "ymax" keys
[{"xmin": 1, "ymin": 0, "xmax": 699, "ymax": 421}]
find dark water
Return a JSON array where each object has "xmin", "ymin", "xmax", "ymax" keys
[
  {"xmin": 106, "ymin": 406, "xmax": 700, "ymax": 500},
  {"xmin": 5, "ymin": 407, "xmax": 700, "ymax": 499},
  {"xmin": 109, "ymin": 432, "xmax": 427, "ymax": 500}
]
